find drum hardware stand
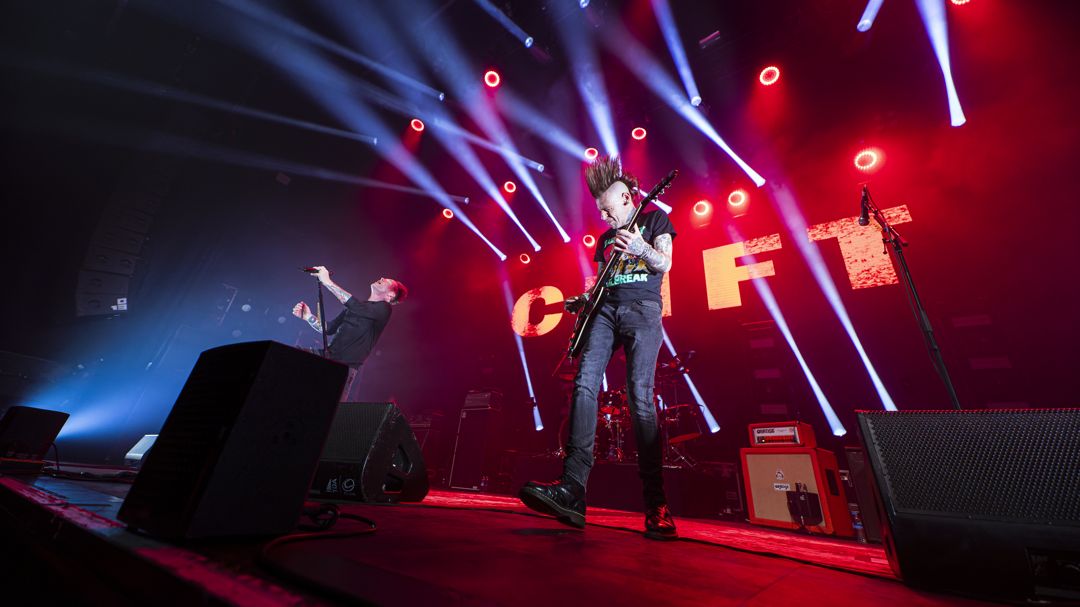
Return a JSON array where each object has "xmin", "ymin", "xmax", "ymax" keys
[{"xmin": 665, "ymin": 440, "xmax": 696, "ymax": 468}]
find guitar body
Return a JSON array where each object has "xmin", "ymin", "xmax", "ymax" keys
[
  {"xmin": 565, "ymin": 169, "xmax": 678, "ymax": 359},
  {"xmin": 568, "ymin": 285, "xmax": 607, "ymax": 358}
]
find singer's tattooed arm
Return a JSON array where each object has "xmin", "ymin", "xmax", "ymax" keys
[
  {"xmin": 322, "ymin": 279, "xmax": 353, "ymax": 304},
  {"xmin": 304, "ymin": 313, "xmax": 323, "ymax": 333},
  {"xmin": 631, "ymin": 233, "xmax": 673, "ymax": 273},
  {"xmin": 313, "ymin": 266, "xmax": 353, "ymax": 304}
]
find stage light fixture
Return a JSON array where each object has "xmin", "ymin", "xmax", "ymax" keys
[
  {"xmin": 442, "ymin": 208, "xmax": 454, "ymax": 219},
  {"xmin": 631, "ymin": 127, "xmax": 647, "ymax": 140},
  {"xmin": 584, "ymin": 147, "xmax": 599, "ymax": 161},
  {"xmin": 484, "ymin": 70, "xmax": 501, "ymax": 88},
  {"xmin": 857, "ymin": 0, "xmax": 886, "ymax": 31},
  {"xmin": 950, "ymin": 0, "xmax": 970, "ymax": 5},
  {"xmin": 519, "ymin": 253, "xmax": 531, "ymax": 265},
  {"xmin": 653, "ymin": 0, "xmax": 703, "ymax": 121},
  {"xmin": 580, "ymin": 0, "xmax": 590, "ymax": 7},
  {"xmin": 917, "ymin": 0, "xmax": 968, "ymax": 126},
  {"xmin": 759, "ymin": 66, "xmax": 781, "ymax": 86},
  {"xmin": 602, "ymin": 25, "xmax": 765, "ymax": 186},
  {"xmin": 583, "ymin": 234, "xmax": 596, "ymax": 248},
  {"xmin": 728, "ymin": 189, "xmax": 748, "ymax": 207},
  {"xmin": 854, "ymin": 148, "xmax": 884, "ymax": 173},
  {"xmin": 474, "ymin": 0, "xmax": 536, "ymax": 50},
  {"xmin": 410, "ymin": 118, "xmax": 425, "ymax": 132},
  {"xmin": 693, "ymin": 200, "xmax": 712, "ymax": 216},
  {"xmin": 503, "ymin": 181, "xmax": 517, "ymax": 193}
]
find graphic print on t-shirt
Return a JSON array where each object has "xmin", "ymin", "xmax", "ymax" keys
[
  {"xmin": 600, "ymin": 225, "xmax": 653, "ymax": 288},
  {"xmin": 593, "ymin": 210, "xmax": 676, "ymax": 304}
]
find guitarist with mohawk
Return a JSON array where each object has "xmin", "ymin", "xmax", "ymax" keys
[{"xmin": 519, "ymin": 155, "xmax": 678, "ymax": 540}]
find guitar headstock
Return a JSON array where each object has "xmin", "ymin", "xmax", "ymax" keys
[{"xmin": 641, "ymin": 169, "xmax": 678, "ymax": 206}]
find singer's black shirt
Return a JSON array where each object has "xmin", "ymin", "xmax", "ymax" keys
[{"xmin": 325, "ymin": 298, "xmax": 392, "ymax": 367}]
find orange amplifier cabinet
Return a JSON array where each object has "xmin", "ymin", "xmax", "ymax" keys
[
  {"xmin": 740, "ymin": 446, "xmax": 854, "ymax": 537},
  {"xmin": 747, "ymin": 421, "xmax": 817, "ymax": 448}
]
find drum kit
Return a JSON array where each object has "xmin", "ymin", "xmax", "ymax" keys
[{"xmin": 553, "ymin": 351, "xmax": 706, "ymax": 467}]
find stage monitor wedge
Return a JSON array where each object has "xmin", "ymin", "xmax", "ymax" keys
[
  {"xmin": 310, "ymin": 402, "xmax": 428, "ymax": 503},
  {"xmin": 858, "ymin": 409, "xmax": 1080, "ymax": 602},
  {"xmin": 0, "ymin": 405, "xmax": 70, "ymax": 474},
  {"xmin": 118, "ymin": 341, "xmax": 348, "ymax": 539}
]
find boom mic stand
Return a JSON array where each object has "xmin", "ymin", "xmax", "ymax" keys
[
  {"xmin": 862, "ymin": 187, "xmax": 961, "ymax": 410},
  {"xmin": 301, "ymin": 270, "xmax": 330, "ymax": 358}
]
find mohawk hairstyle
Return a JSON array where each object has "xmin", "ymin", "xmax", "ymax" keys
[{"xmin": 585, "ymin": 155, "xmax": 639, "ymax": 200}]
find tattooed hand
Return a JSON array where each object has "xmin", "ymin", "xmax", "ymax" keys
[{"xmin": 614, "ymin": 224, "xmax": 647, "ymax": 257}]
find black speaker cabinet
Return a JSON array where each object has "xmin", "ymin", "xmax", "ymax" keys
[
  {"xmin": 0, "ymin": 406, "xmax": 70, "ymax": 473},
  {"xmin": 844, "ymin": 446, "xmax": 883, "ymax": 543},
  {"xmin": 858, "ymin": 409, "xmax": 1080, "ymax": 602},
  {"xmin": 449, "ymin": 407, "xmax": 502, "ymax": 491},
  {"xmin": 118, "ymin": 341, "xmax": 347, "ymax": 539},
  {"xmin": 309, "ymin": 402, "xmax": 428, "ymax": 503}
]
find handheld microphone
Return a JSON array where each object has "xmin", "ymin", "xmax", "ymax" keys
[
  {"xmin": 299, "ymin": 267, "xmax": 332, "ymax": 275},
  {"xmin": 858, "ymin": 185, "xmax": 870, "ymax": 226}
]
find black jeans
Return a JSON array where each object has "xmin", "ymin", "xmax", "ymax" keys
[{"xmin": 563, "ymin": 299, "xmax": 666, "ymax": 508}]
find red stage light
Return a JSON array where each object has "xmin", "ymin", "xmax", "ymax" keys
[
  {"xmin": 503, "ymin": 181, "xmax": 517, "ymax": 194},
  {"xmin": 759, "ymin": 66, "xmax": 781, "ymax": 86},
  {"xmin": 584, "ymin": 147, "xmax": 599, "ymax": 161},
  {"xmin": 583, "ymin": 234, "xmax": 596, "ymax": 248},
  {"xmin": 693, "ymin": 200, "xmax": 712, "ymax": 216},
  {"xmin": 728, "ymin": 189, "xmax": 748, "ymax": 207},
  {"xmin": 484, "ymin": 70, "xmax": 501, "ymax": 88},
  {"xmin": 519, "ymin": 253, "xmax": 531, "ymax": 264},
  {"xmin": 410, "ymin": 118, "xmax": 425, "ymax": 132},
  {"xmin": 442, "ymin": 208, "xmax": 454, "ymax": 219},
  {"xmin": 854, "ymin": 148, "xmax": 884, "ymax": 173},
  {"xmin": 950, "ymin": 0, "xmax": 970, "ymax": 5},
  {"xmin": 631, "ymin": 127, "xmax": 647, "ymax": 140}
]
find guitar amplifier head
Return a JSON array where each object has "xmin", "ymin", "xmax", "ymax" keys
[
  {"xmin": 463, "ymin": 390, "xmax": 503, "ymax": 411},
  {"xmin": 747, "ymin": 421, "xmax": 817, "ymax": 448}
]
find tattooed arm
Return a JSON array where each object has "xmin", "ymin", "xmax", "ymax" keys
[
  {"xmin": 619, "ymin": 230, "xmax": 673, "ymax": 273},
  {"xmin": 641, "ymin": 233, "xmax": 673, "ymax": 273},
  {"xmin": 292, "ymin": 302, "xmax": 323, "ymax": 333},
  {"xmin": 313, "ymin": 266, "xmax": 353, "ymax": 304}
]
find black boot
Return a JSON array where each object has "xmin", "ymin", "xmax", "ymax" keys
[
  {"xmin": 518, "ymin": 479, "xmax": 586, "ymax": 528},
  {"xmin": 644, "ymin": 504, "xmax": 678, "ymax": 541}
]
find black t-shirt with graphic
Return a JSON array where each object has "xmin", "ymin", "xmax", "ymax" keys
[
  {"xmin": 325, "ymin": 298, "xmax": 392, "ymax": 367},
  {"xmin": 593, "ymin": 209, "xmax": 676, "ymax": 304}
]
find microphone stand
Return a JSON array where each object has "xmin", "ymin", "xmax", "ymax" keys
[
  {"xmin": 863, "ymin": 187, "xmax": 961, "ymax": 410},
  {"xmin": 313, "ymin": 274, "xmax": 329, "ymax": 358}
]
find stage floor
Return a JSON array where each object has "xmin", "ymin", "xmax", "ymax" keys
[{"xmin": 0, "ymin": 473, "xmax": 997, "ymax": 606}]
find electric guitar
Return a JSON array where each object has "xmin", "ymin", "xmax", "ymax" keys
[{"xmin": 566, "ymin": 169, "xmax": 678, "ymax": 358}]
